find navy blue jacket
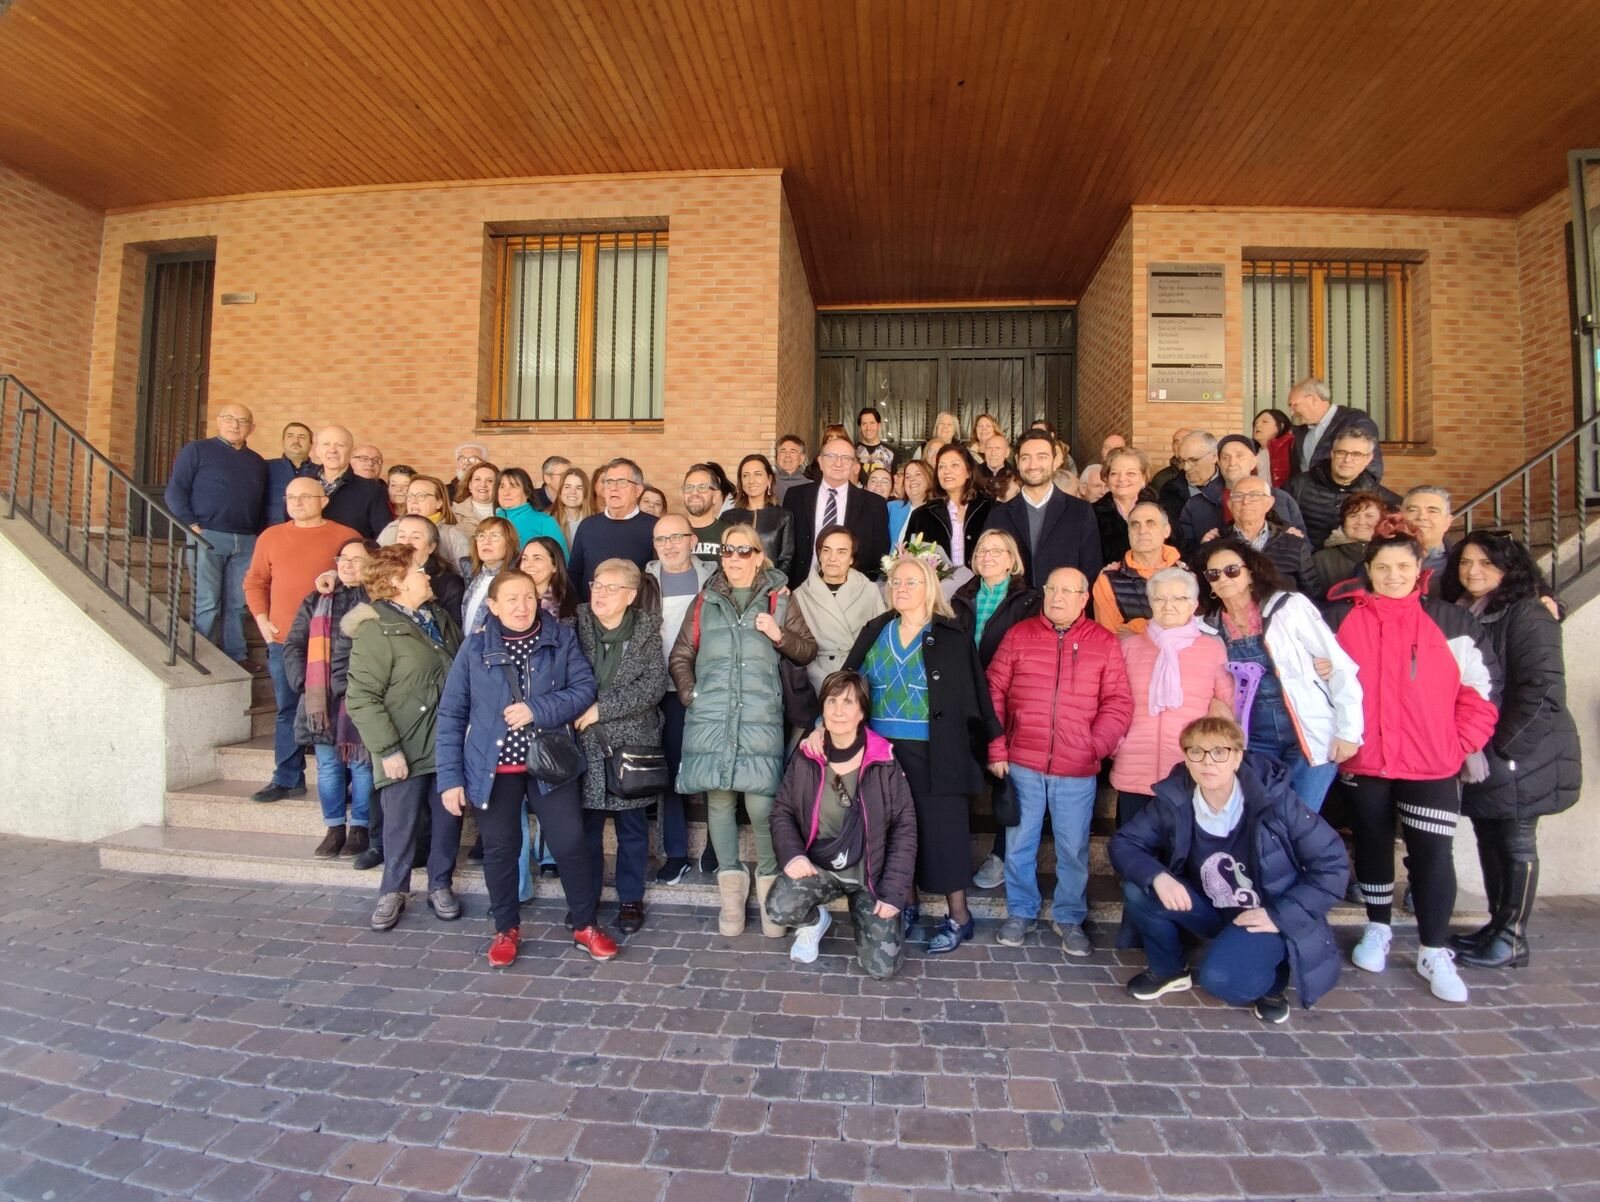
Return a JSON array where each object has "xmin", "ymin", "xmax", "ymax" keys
[
  {"xmin": 319, "ymin": 471, "xmax": 392, "ymax": 540},
  {"xmin": 1176, "ymin": 475, "xmax": 1306, "ymax": 550},
  {"xmin": 980, "ymin": 487, "xmax": 1103, "ymax": 589},
  {"xmin": 1110, "ymin": 754, "xmax": 1349, "ymax": 1007},
  {"xmin": 164, "ymin": 437, "xmax": 267, "ymax": 534},
  {"xmin": 435, "ymin": 614, "xmax": 597, "ymax": 806},
  {"xmin": 264, "ymin": 456, "xmax": 319, "ymax": 527}
]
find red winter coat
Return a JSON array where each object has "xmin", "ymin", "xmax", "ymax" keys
[
  {"xmin": 1327, "ymin": 585, "xmax": 1499, "ymax": 781},
  {"xmin": 986, "ymin": 613, "xmax": 1133, "ymax": 778}
]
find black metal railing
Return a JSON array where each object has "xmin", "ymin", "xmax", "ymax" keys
[
  {"xmin": 0, "ymin": 374, "xmax": 209, "ymax": 671},
  {"xmin": 1456, "ymin": 408, "xmax": 1600, "ymax": 600}
]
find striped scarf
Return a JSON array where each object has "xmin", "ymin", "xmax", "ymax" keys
[{"xmin": 303, "ymin": 592, "xmax": 336, "ymax": 737}]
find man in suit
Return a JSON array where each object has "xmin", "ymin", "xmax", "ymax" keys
[
  {"xmin": 1287, "ymin": 377, "xmax": 1384, "ymax": 480},
  {"xmin": 313, "ymin": 425, "xmax": 392, "ymax": 539},
  {"xmin": 783, "ymin": 435, "xmax": 889, "ymax": 586},
  {"xmin": 981, "ymin": 429, "xmax": 1103, "ymax": 587}
]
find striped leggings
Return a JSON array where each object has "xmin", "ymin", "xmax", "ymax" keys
[{"xmin": 1347, "ymin": 773, "xmax": 1461, "ymax": 948}]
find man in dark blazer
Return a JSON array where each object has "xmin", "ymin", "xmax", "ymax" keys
[
  {"xmin": 783, "ymin": 435, "xmax": 889, "ymax": 586},
  {"xmin": 1287, "ymin": 377, "xmax": 1385, "ymax": 480},
  {"xmin": 981, "ymin": 430, "xmax": 1103, "ymax": 587},
  {"xmin": 313, "ymin": 425, "xmax": 391, "ymax": 540}
]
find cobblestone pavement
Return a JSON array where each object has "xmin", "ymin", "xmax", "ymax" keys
[{"xmin": 1, "ymin": 840, "xmax": 1597, "ymax": 1201}]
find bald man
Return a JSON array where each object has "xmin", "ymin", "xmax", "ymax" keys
[
  {"xmin": 984, "ymin": 566, "xmax": 1133, "ymax": 956},
  {"xmin": 314, "ymin": 425, "xmax": 391, "ymax": 538},
  {"xmin": 165, "ymin": 402, "xmax": 268, "ymax": 664},
  {"xmin": 350, "ymin": 444, "xmax": 384, "ymax": 480}
]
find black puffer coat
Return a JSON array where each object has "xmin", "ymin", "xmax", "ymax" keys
[
  {"xmin": 949, "ymin": 574, "xmax": 1041, "ymax": 668},
  {"xmin": 1283, "ymin": 462, "xmax": 1400, "ymax": 551},
  {"xmin": 1462, "ymin": 597, "xmax": 1581, "ymax": 821}
]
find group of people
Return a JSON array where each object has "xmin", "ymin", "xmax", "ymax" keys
[{"xmin": 162, "ymin": 379, "xmax": 1580, "ymax": 1014}]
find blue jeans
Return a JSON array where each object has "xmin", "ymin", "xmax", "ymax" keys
[
  {"xmin": 1121, "ymin": 880, "xmax": 1290, "ymax": 1004},
  {"xmin": 313, "ymin": 744, "xmax": 372, "ymax": 828},
  {"xmin": 1004, "ymin": 765, "xmax": 1097, "ymax": 925},
  {"xmin": 1247, "ymin": 713, "xmax": 1338, "ymax": 812},
  {"xmin": 194, "ymin": 529, "xmax": 256, "ymax": 661},
  {"xmin": 584, "ymin": 807, "xmax": 650, "ymax": 904},
  {"xmin": 265, "ymin": 644, "xmax": 306, "ymax": 789}
]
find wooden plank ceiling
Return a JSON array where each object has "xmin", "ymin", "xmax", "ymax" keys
[{"xmin": 1, "ymin": 0, "xmax": 1596, "ymax": 304}]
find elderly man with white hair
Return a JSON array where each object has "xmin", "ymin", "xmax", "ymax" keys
[
  {"xmin": 315, "ymin": 425, "xmax": 392, "ymax": 538},
  {"xmin": 1287, "ymin": 376, "xmax": 1385, "ymax": 480}
]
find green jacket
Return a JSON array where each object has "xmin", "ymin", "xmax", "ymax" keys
[
  {"xmin": 668, "ymin": 568, "xmax": 816, "ymax": 796},
  {"xmin": 342, "ymin": 600, "xmax": 463, "ymax": 788}
]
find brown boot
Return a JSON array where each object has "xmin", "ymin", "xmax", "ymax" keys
[
  {"xmin": 313, "ymin": 826, "xmax": 346, "ymax": 859},
  {"xmin": 343, "ymin": 826, "xmax": 369, "ymax": 858},
  {"xmin": 755, "ymin": 874, "xmax": 785, "ymax": 938},
  {"xmin": 717, "ymin": 869, "xmax": 750, "ymax": 937}
]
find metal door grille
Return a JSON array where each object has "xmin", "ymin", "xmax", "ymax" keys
[{"xmin": 136, "ymin": 254, "xmax": 214, "ymax": 488}]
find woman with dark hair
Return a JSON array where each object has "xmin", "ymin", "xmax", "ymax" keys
[
  {"xmin": 1252, "ymin": 409, "xmax": 1296, "ymax": 488},
  {"xmin": 767, "ymin": 670, "xmax": 918, "ymax": 977},
  {"xmin": 905, "ymin": 444, "xmax": 993, "ymax": 576},
  {"xmin": 1312, "ymin": 490, "xmax": 1394, "ymax": 601},
  {"xmin": 1093, "ymin": 448, "xmax": 1159, "ymax": 564},
  {"xmin": 1195, "ymin": 538, "xmax": 1361, "ymax": 813},
  {"xmin": 889, "ymin": 460, "xmax": 935, "ymax": 546},
  {"xmin": 496, "ymin": 466, "xmax": 568, "ymax": 556},
  {"xmin": 521, "ymin": 536, "xmax": 578, "ymax": 624},
  {"xmin": 453, "ymin": 461, "xmax": 500, "ymax": 529},
  {"xmin": 1327, "ymin": 516, "xmax": 1499, "ymax": 1003},
  {"xmin": 793, "ymin": 524, "xmax": 886, "ymax": 699},
  {"xmin": 1439, "ymin": 532, "xmax": 1579, "ymax": 969},
  {"xmin": 385, "ymin": 464, "xmax": 415, "ymax": 518},
  {"xmin": 460, "ymin": 516, "xmax": 519, "ymax": 636},
  {"xmin": 283, "ymin": 536, "xmax": 380, "ymax": 860},
  {"xmin": 726, "ymin": 453, "xmax": 796, "ymax": 581},
  {"xmin": 391, "ymin": 514, "xmax": 465, "ymax": 630},
  {"xmin": 639, "ymin": 485, "xmax": 668, "ymax": 518}
]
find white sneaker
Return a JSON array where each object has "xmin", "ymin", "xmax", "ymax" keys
[
  {"xmin": 789, "ymin": 907, "xmax": 832, "ymax": 964},
  {"xmin": 1352, "ymin": 922, "xmax": 1392, "ymax": 973},
  {"xmin": 972, "ymin": 854, "xmax": 1005, "ymax": 890},
  {"xmin": 1417, "ymin": 946, "xmax": 1470, "ymax": 1004}
]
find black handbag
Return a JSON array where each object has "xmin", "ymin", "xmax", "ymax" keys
[
  {"xmin": 499, "ymin": 664, "xmax": 586, "ymax": 788},
  {"xmin": 604, "ymin": 744, "xmax": 670, "ymax": 798},
  {"xmin": 988, "ymin": 770, "xmax": 1020, "ymax": 828}
]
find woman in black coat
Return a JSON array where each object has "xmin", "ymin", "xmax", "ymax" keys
[
  {"xmin": 725, "ymin": 453, "xmax": 796, "ymax": 582},
  {"xmin": 904, "ymin": 445, "xmax": 993, "ymax": 573},
  {"xmin": 1441, "ymin": 532, "xmax": 1580, "ymax": 969}
]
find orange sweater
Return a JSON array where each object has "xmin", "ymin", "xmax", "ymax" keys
[{"xmin": 243, "ymin": 520, "xmax": 360, "ymax": 643}]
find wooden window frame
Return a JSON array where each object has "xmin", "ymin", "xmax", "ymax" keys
[
  {"xmin": 488, "ymin": 230, "xmax": 669, "ymax": 425},
  {"xmin": 1242, "ymin": 259, "xmax": 1414, "ymax": 445}
]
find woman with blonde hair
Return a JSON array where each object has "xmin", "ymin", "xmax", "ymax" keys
[
  {"xmin": 379, "ymin": 474, "xmax": 472, "ymax": 572},
  {"xmin": 838, "ymin": 549, "xmax": 1000, "ymax": 955},
  {"xmin": 967, "ymin": 413, "xmax": 1002, "ymax": 457},
  {"xmin": 921, "ymin": 411, "xmax": 960, "ymax": 464},
  {"xmin": 460, "ymin": 516, "xmax": 519, "ymax": 636}
]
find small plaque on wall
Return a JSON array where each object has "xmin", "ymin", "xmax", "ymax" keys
[
  {"xmin": 1147, "ymin": 263, "xmax": 1224, "ymax": 403},
  {"xmin": 220, "ymin": 292, "xmax": 256, "ymax": 305}
]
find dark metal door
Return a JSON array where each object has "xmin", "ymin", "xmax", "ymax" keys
[
  {"xmin": 135, "ymin": 253, "xmax": 215, "ymax": 488},
  {"xmin": 1571, "ymin": 150, "xmax": 1600, "ymax": 500}
]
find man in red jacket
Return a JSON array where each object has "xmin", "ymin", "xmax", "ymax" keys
[{"xmin": 986, "ymin": 567, "xmax": 1133, "ymax": 956}]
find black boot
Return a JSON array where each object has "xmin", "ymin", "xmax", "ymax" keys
[
  {"xmin": 1460, "ymin": 857, "xmax": 1536, "ymax": 970},
  {"xmin": 1451, "ymin": 829, "xmax": 1506, "ymax": 952}
]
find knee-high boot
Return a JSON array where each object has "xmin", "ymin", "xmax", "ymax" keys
[
  {"xmin": 1451, "ymin": 826, "xmax": 1507, "ymax": 952},
  {"xmin": 1460, "ymin": 857, "xmax": 1536, "ymax": 969}
]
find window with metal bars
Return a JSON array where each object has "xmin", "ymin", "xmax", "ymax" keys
[
  {"xmin": 490, "ymin": 229, "xmax": 667, "ymax": 422},
  {"xmin": 1242, "ymin": 256, "xmax": 1416, "ymax": 444}
]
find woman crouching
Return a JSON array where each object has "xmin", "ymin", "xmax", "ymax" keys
[
  {"xmin": 436, "ymin": 569, "xmax": 617, "ymax": 968},
  {"xmin": 767, "ymin": 671, "xmax": 917, "ymax": 978},
  {"xmin": 1110, "ymin": 716, "xmax": 1349, "ymax": 1024}
]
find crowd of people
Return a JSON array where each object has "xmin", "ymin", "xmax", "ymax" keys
[{"xmin": 163, "ymin": 379, "xmax": 1581, "ymax": 1015}]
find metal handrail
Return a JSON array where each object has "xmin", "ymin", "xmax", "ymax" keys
[
  {"xmin": 1456, "ymin": 406, "xmax": 1600, "ymax": 599},
  {"xmin": 0, "ymin": 374, "xmax": 210, "ymax": 671}
]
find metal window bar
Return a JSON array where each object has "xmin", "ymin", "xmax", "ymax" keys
[{"xmin": 0, "ymin": 374, "xmax": 207, "ymax": 670}]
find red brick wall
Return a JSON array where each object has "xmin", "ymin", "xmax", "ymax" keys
[
  {"xmin": 86, "ymin": 171, "xmax": 810, "ymax": 502},
  {"xmin": 0, "ymin": 165, "xmax": 102, "ymax": 428},
  {"xmin": 774, "ymin": 189, "xmax": 816, "ymax": 449},
  {"xmin": 1074, "ymin": 216, "xmax": 1133, "ymax": 466},
  {"xmin": 1124, "ymin": 207, "xmax": 1528, "ymax": 501},
  {"xmin": 1517, "ymin": 181, "xmax": 1590, "ymax": 457}
]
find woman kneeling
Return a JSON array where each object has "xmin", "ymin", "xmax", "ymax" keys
[
  {"xmin": 1109, "ymin": 716, "xmax": 1349, "ymax": 1024},
  {"xmin": 767, "ymin": 671, "xmax": 918, "ymax": 978}
]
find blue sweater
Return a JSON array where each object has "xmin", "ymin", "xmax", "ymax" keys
[
  {"xmin": 164, "ymin": 438, "xmax": 268, "ymax": 534},
  {"xmin": 567, "ymin": 511, "xmax": 658, "ymax": 600},
  {"xmin": 263, "ymin": 456, "xmax": 318, "ymax": 527},
  {"xmin": 498, "ymin": 503, "xmax": 568, "ymax": 559}
]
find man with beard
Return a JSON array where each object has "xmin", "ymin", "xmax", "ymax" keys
[
  {"xmin": 980, "ymin": 429, "xmax": 1103, "ymax": 588},
  {"xmin": 682, "ymin": 464, "xmax": 729, "ymax": 561}
]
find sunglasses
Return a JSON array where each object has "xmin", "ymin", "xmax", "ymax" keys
[
  {"xmin": 1203, "ymin": 564, "xmax": 1246, "ymax": 582},
  {"xmin": 720, "ymin": 545, "xmax": 760, "ymax": 559}
]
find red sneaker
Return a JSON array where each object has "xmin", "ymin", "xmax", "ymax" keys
[
  {"xmin": 572, "ymin": 924, "xmax": 619, "ymax": 961},
  {"xmin": 487, "ymin": 928, "xmax": 520, "ymax": 968}
]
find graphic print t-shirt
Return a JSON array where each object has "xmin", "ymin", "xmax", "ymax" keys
[{"xmin": 1187, "ymin": 818, "xmax": 1261, "ymax": 915}]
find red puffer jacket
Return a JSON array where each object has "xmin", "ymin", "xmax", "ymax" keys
[
  {"xmin": 986, "ymin": 614, "xmax": 1133, "ymax": 778},
  {"xmin": 1328, "ymin": 585, "xmax": 1499, "ymax": 780}
]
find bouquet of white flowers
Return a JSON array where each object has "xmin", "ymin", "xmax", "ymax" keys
[{"xmin": 882, "ymin": 534, "xmax": 955, "ymax": 581}]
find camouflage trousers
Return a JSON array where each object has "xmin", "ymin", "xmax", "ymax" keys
[{"xmin": 767, "ymin": 869, "xmax": 904, "ymax": 980}]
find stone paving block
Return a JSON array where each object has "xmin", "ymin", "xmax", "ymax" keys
[
  {"xmin": 380, "ymin": 1145, "xmax": 478, "ymax": 1194},
  {"xmin": 727, "ymin": 1133, "xmax": 812, "ymax": 1178}
]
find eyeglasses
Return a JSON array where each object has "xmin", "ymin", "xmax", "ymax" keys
[
  {"xmin": 1203, "ymin": 564, "xmax": 1246, "ymax": 582},
  {"xmin": 1330, "ymin": 449, "xmax": 1372, "ymax": 460},
  {"xmin": 817, "ymin": 453, "xmax": 853, "ymax": 464},
  {"xmin": 682, "ymin": 484, "xmax": 718, "ymax": 494},
  {"xmin": 888, "ymin": 577, "xmax": 924, "ymax": 590},
  {"xmin": 1184, "ymin": 745, "xmax": 1238, "ymax": 763},
  {"xmin": 352, "ymin": 455, "xmax": 381, "ymax": 465},
  {"xmin": 653, "ymin": 533, "xmax": 692, "ymax": 545},
  {"xmin": 974, "ymin": 547, "xmax": 1010, "ymax": 559},
  {"xmin": 720, "ymin": 545, "xmax": 760, "ymax": 560},
  {"xmin": 591, "ymin": 582, "xmax": 635, "ymax": 597},
  {"xmin": 334, "ymin": 556, "xmax": 367, "ymax": 567},
  {"xmin": 600, "ymin": 477, "xmax": 638, "ymax": 489},
  {"xmin": 1231, "ymin": 491, "xmax": 1272, "ymax": 503},
  {"xmin": 216, "ymin": 414, "xmax": 250, "ymax": 425},
  {"xmin": 285, "ymin": 493, "xmax": 322, "ymax": 503},
  {"xmin": 1043, "ymin": 586, "xmax": 1087, "ymax": 596},
  {"xmin": 405, "ymin": 492, "xmax": 440, "ymax": 502}
]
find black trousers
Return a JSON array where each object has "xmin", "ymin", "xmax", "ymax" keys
[
  {"xmin": 1472, "ymin": 813, "xmax": 1539, "ymax": 862},
  {"xmin": 1348, "ymin": 773, "xmax": 1460, "ymax": 947},
  {"xmin": 1116, "ymin": 790, "xmax": 1152, "ymax": 829},
  {"xmin": 485, "ymin": 775, "xmax": 593, "ymax": 933},
  {"xmin": 377, "ymin": 773, "xmax": 460, "ymax": 896}
]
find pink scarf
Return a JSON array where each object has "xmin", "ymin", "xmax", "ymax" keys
[{"xmin": 1145, "ymin": 618, "xmax": 1203, "ymax": 715}]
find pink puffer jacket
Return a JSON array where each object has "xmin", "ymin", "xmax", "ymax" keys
[{"xmin": 1110, "ymin": 629, "xmax": 1234, "ymax": 796}]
